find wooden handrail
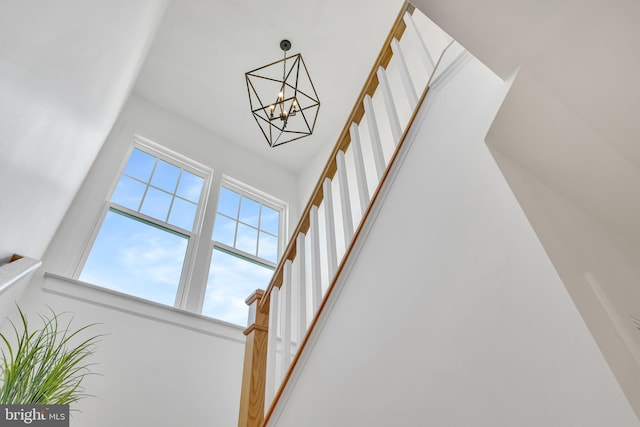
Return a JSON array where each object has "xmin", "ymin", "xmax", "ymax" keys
[
  {"xmin": 259, "ymin": 37, "xmax": 458, "ymax": 426},
  {"xmin": 258, "ymin": 1, "xmax": 415, "ymax": 312},
  {"xmin": 237, "ymin": 3, "xmax": 452, "ymax": 426},
  {"xmin": 261, "ymin": 66, "xmax": 436, "ymax": 427}
]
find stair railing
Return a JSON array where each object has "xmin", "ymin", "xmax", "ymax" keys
[{"xmin": 238, "ymin": 3, "xmax": 460, "ymax": 426}]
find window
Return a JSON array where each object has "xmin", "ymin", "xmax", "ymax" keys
[
  {"xmin": 79, "ymin": 144, "xmax": 207, "ymax": 307},
  {"xmin": 203, "ymin": 183, "xmax": 283, "ymax": 325},
  {"xmin": 212, "ymin": 186, "xmax": 280, "ymax": 264},
  {"xmin": 77, "ymin": 139, "xmax": 287, "ymax": 326}
]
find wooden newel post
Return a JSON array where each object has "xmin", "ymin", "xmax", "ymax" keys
[{"xmin": 238, "ymin": 289, "xmax": 270, "ymax": 427}]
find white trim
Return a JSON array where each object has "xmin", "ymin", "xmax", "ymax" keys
[
  {"xmin": 349, "ymin": 122, "xmax": 370, "ymax": 214},
  {"xmin": 267, "ymin": 73, "xmax": 433, "ymax": 426},
  {"xmin": 221, "ymin": 175, "xmax": 289, "ymax": 217},
  {"xmin": 336, "ymin": 150, "xmax": 355, "ymax": 243},
  {"xmin": 403, "ymin": 11, "xmax": 435, "ymax": 72},
  {"xmin": 133, "ymin": 134, "xmax": 212, "ymax": 177},
  {"xmin": 376, "ymin": 65, "xmax": 403, "ymax": 144},
  {"xmin": 0, "ymin": 257, "xmax": 42, "ymax": 296},
  {"xmin": 391, "ymin": 38, "xmax": 418, "ymax": 108},
  {"xmin": 105, "ymin": 205, "xmax": 193, "ymax": 238},
  {"xmin": 212, "ymin": 241, "xmax": 277, "ymax": 270},
  {"xmin": 429, "ymin": 47, "xmax": 471, "ymax": 92},
  {"xmin": 265, "ymin": 286, "xmax": 281, "ymax": 406},
  {"xmin": 183, "ymin": 170, "xmax": 222, "ymax": 312},
  {"xmin": 322, "ymin": 178, "xmax": 338, "ymax": 278},
  {"xmin": 73, "ymin": 202, "xmax": 111, "ymax": 279},
  {"xmin": 364, "ymin": 94, "xmax": 386, "ymax": 181},
  {"xmin": 218, "ymin": 175, "xmax": 289, "ymax": 262},
  {"xmin": 43, "ymin": 272, "xmax": 245, "ymax": 343}
]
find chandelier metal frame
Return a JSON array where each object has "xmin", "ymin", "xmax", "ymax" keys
[{"xmin": 245, "ymin": 40, "xmax": 320, "ymax": 148}]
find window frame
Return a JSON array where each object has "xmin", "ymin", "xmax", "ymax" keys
[
  {"xmin": 193, "ymin": 176, "xmax": 288, "ymax": 318},
  {"xmin": 74, "ymin": 136, "xmax": 213, "ymax": 309},
  {"xmin": 212, "ymin": 176, "xmax": 287, "ymax": 269},
  {"xmin": 73, "ymin": 135, "xmax": 289, "ymax": 325}
]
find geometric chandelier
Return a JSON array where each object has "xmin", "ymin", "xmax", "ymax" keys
[{"xmin": 245, "ymin": 40, "xmax": 320, "ymax": 148}]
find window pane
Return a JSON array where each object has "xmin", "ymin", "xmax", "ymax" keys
[
  {"xmin": 168, "ymin": 197, "xmax": 197, "ymax": 231},
  {"xmin": 258, "ymin": 232, "xmax": 278, "ymax": 264},
  {"xmin": 239, "ymin": 197, "xmax": 260, "ymax": 227},
  {"xmin": 236, "ymin": 223, "xmax": 258, "ymax": 255},
  {"xmin": 111, "ymin": 175, "xmax": 146, "ymax": 210},
  {"xmin": 203, "ymin": 248, "xmax": 274, "ymax": 325},
  {"xmin": 218, "ymin": 187, "xmax": 240, "ymax": 218},
  {"xmin": 176, "ymin": 171, "xmax": 204, "ymax": 203},
  {"xmin": 260, "ymin": 205, "xmax": 279, "ymax": 235},
  {"xmin": 151, "ymin": 160, "xmax": 180, "ymax": 193},
  {"xmin": 140, "ymin": 187, "xmax": 172, "ymax": 221},
  {"xmin": 212, "ymin": 214, "xmax": 236, "ymax": 246},
  {"xmin": 80, "ymin": 209, "xmax": 188, "ymax": 306},
  {"xmin": 124, "ymin": 149, "xmax": 156, "ymax": 182}
]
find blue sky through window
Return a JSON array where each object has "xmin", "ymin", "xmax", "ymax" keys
[
  {"xmin": 80, "ymin": 146, "xmax": 284, "ymax": 325},
  {"xmin": 113, "ymin": 148, "xmax": 204, "ymax": 231},
  {"xmin": 203, "ymin": 248, "xmax": 274, "ymax": 325},
  {"xmin": 80, "ymin": 209, "xmax": 188, "ymax": 306},
  {"xmin": 80, "ymin": 147, "xmax": 205, "ymax": 308},
  {"xmin": 212, "ymin": 187, "xmax": 280, "ymax": 262},
  {"xmin": 205, "ymin": 186, "xmax": 282, "ymax": 325}
]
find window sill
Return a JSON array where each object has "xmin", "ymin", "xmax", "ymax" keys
[{"xmin": 43, "ymin": 272, "xmax": 246, "ymax": 343}]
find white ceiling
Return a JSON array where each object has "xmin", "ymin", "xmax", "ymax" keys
[
  {"xmin": 133, "ymin": 0, "xmax": 404, "ymax": 174},
  {"xmin": 414, "ymin": 0, "xmax": 640, "ymax": 248}
]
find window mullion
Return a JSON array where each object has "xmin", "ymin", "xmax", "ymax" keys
[
  {"xmin": 166, "ymin": 170, "xmax": 183, "ymax": 223},
  {"xmin": 199, "ymin": 178, "xmax": 287, "ymax": 324},
  {"xmin": 109, "ymin": 204, "xmax": 192, "ymax": 238},
  {"xmin": 179, "ymin": 170, "xmax": 221, "ymax": 313},
  {"xmin": 233, "ymin": 196, "xmax": 242, "ymax": 248},
  {"xmin": 212, "ymin": 241, "xmax": 276, "ymax": 270},
  {"xmin": 137, "ymin": 159, "xmax": 158, "ymax": 211},
  {"xmin": 256, "ymin": 204, "xmax": 262, "ymax": 258}
]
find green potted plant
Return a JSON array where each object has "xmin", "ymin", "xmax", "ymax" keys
[{"xmin": 0, "ymin": 307, "xmax": 100, "ymax": 406}]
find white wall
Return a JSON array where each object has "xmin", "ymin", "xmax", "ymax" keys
[
  {"xmin": 0, "ymin": 93, "xmax": 302, "ymax": 426},
  {"xmin": 490, "ymin": 148, "xmax": 640, "ymax": 416},
  {"xmin": 0, "ymin": 0, "xmax": 168, "ymax": 263},
  {"xmin": 4, "ymin": 277, "xmax": 245, "ymax": 427},
  {"xmin": 268, "ymin": 55, "xmax": 639, "ymax": 426},
  {"xmin": 42, "ymin": 93, "xmax": 299, "ymax": 282},
  {"xmin": 486, "ymin": 69, "xmax": 640, "ymax": 416}
]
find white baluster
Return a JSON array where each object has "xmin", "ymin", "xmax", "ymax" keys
[
  {"xmin": 391, "ymin": 38, "xmax": 418, "ymax": 109},
  {"xmin": 322, "ymin": 178, "xmax": 338, "ymax": 278},
  {"xmin": 403, "ymin": 11, "xmax": 434, "ymax": 72},
  {"xmin": 296, "ymin": 232, "xmax": 307, "ymax": 342},
  {"xmin": 336, "ymin": 150, "xmax": 354, "ymax": 244},
  {"xmin": 282, "ymin": 260, "xmax": 293, "ymax": 368},
  {"xmin": 265, "ymin": 286, "xmax": 280, "ymax": 405},
  {"xmin": 364, "ymin": 94, "xmax": 386, "ymax": 181},
  {"xmin": 376, "ymin": 66, "xmax": 403, "ymax": 145},
  {"xmin": 349, "ymin": 123, "xmax": 370, "ymax": 215},
  {"xmin": 309, "ymin": 205, "xmax": 322, "ymax": 313}
]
